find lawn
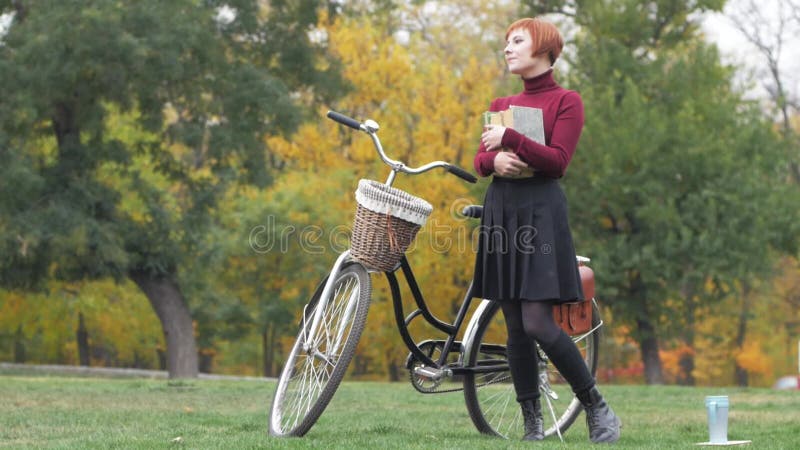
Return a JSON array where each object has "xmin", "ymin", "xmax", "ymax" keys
[{"xmin": 1, "ymin": 371, "xmax": 798, "ymax": 449}]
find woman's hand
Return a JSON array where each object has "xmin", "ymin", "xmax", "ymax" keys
[
  {"xmin": 481, "ymin": 125, "xmax": 506, "ymax": 151},
  {"xmin": 493, "ymin": 151, "xmax": 529, "ymax": 177}
]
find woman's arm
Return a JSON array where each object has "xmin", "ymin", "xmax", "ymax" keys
[
  {"xmin": 474, "ymin": 148, "xmax": 500, "ymax": 177},
  {"xmin": 501, "ymin": 92, "xmax": 584, "ymax": 177},
  {"xmin": 473, "ymin": 99, "xmax": 500, "ymax": 177}
]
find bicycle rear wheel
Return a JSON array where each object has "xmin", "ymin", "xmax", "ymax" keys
[
  {"xmin": 269, "ymin": 263, "xmax": 371, "ymax": 437},
  {"xmin": 462, "ymin": 300, "xmax": 600, "ymax": 440}
]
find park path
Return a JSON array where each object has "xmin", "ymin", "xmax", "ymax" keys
[{"xmin": 0, "ymin": 362, "xmax": 275, "ymax": 381}]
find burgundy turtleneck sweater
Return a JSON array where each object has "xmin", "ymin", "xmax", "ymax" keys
[{"xmin": 473, "ymin": 69, "xmax": 584, "ymax": 178}]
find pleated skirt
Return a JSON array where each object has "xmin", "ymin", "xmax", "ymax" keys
[{"xmin": 471, "ymin": 176, "xmax": 584, "ymax": 304}]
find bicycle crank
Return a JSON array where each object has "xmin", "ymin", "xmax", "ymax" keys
[
  {"xmin": 540, "ymin": 369, "xmax": 559, "ymax": 400},
  {"xmin": 406, "ymin": 340, "xmax": 462, "ymax": 394},
  {"xmin": 408, "ymin": 365, "xmax": 460, "ymax": 393}
]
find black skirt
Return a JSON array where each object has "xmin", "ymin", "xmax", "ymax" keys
[{"xmin": 471, "ymin": 176, "xmax": 584, "ymax": 303}]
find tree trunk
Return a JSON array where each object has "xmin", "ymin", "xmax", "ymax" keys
[
  {"xmin": 52, "ymin": 102, "xmax": 84, "ymax": 177},
  {"xmin": 268, "ymin": 331, "xmax": 272, "ymax": 377},
  {"xmin": 130, "ymin": 270, "xmax": 198, "ymax": 378},
  {"xmin": 12, "ymin": 0, "xmax": 28, "ymax": 23},
  {"xmin": 678, "ymin": 351, "xmax": 695, "ymax": 385},
  {"xmin": 77, "ymin": 312, "xmax": 90, "ymax": 366},
  {"xmin": 679, "ymin": 284, "xmax": 696, "ymax": 386},
  {"xmin": 262, "ymin": 326, "xmax": 277, "ymax": 378},
  {"xmin": 198, "ymin": 350, "xmax": 213, "ymax": 374},
  {"xmin": 629, "ymin": 274, "xmax": 664, "ymax": 384},
  {"xmin": 387, "ymin": 358, "xmax": 400, "ymax": 382},
  {"xmin": 14, "ymin": 325, "xmax": 26, "ymax": 363},
  {"xmin": 734, "ymin": 284, "xmax": 751, "ymax": 387},
  {"xmin": 157, "ymin": 348, "xmax": 167, "ymax": 371},
  {"xmin": 636, "ymin": 317, "xmax": 664, "ymax": 384}
]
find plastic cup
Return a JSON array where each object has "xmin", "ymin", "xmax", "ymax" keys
[{"xmin": 705, "ymin": 395, "xmax": 729, "ymax": 444}]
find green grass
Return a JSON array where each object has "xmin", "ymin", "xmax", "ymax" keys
[{"xmin": 1, "ymin": 371, "xmax": 799, "ymax": 449}]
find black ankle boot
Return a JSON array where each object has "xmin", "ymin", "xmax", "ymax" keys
[
  {"xmin": 520, "ymin": 398, "xmax": 544, "ymax": 441},
  {"xmin": 578, "ymin": 387, "xmax": 621, "ymax": 443}
]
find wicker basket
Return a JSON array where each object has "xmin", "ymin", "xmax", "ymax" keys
[{"xmin": 351, "ymin": 179, "xmax": 433, "ymax": 271}]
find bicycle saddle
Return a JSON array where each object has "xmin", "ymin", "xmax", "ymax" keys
[{"xmin": 461, "ymin": 205, "xmax": 483, "ymax": 218}]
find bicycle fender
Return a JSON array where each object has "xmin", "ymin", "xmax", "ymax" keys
[{"xmin": 461, "ymin": 299, "xmax": 497, "ymax": 365}]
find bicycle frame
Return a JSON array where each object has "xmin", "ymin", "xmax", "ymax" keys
[
  {"xmin": 303, "ymin": 250, "xmax": 478, "ymax": 372},
  {"xmin": 272, "ymin": 110, "xmax": 605, "ymax": 440},
  {"xmin": 308, "ymin": 109, "xmax": 600, "ymax": 383},
  {"xmin": 270, "ymin": 111, "xmax": 603, "ymax": 437},
  {"xmin": 306, "ymin": 250, "xmax": 511, "ymax": 381},
  {"xmin": 303, "ymin": 113, "xmax": 475, "ymax": 355},
  {"xmin": 386, "ymin": 257, "xmax": 475, "ymax": 374},
  {"xmin": 389, "ymin": 254, "xmax": 604, "ymax": 382}
]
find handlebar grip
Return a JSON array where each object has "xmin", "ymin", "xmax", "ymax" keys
[
  {"xmin": 326, "ymin": 110, "xmax": 362, "ymax": 130},
  {"xmin": 461, "ymin": 205, "xmax": 483, "ymax": 218},
  {"xmin": 446, "ymin": 164, "xmax": 478, "ymax": 183}
]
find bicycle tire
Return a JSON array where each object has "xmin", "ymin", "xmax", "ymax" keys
[
  {"xmin": 269, "ymin": 263, "xmax": 371, "ymax": 437},
  {"xmin": 462, "ymin": 300, "xmax": 600, "ymax": 439}
]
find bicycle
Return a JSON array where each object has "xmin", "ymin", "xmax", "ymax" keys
[{"xmin": 269, "ymin": 111, "xmax": 604, "ymax": 441}]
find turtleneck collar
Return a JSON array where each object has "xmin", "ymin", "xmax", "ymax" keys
[{"xmin": 522, "ymin": 68, "xmax": 557, "ymax": 94}]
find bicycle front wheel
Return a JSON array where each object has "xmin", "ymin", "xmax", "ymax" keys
[
  {"xmin": 462, "ymin": 300, "xmax": 600, "ymax": 440},
  {"xmin": 269, "ymin": 263, "xmax": 371, "ymax": 437}
]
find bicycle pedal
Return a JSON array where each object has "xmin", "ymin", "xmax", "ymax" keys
[
  {"xmin": 540, "ymin": 385, "xmax": 559, "ymax": 400},
  {"xmin": 413, "ymin": 366, "xmax": 445, "ymax": 380}
]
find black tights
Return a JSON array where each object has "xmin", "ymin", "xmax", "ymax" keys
[{"xmin": 501, "ymin": 301, "xmax": 595, "ymax": 402}]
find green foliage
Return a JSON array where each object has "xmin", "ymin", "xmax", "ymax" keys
[
  {"xmin": 2, "ymin": 0, "xmax": 799, "ymax": 384},
  {"xmin": 184, "ymin": 170, "xmax": 358, "ymax": 372},
  {"xmin": 0, "ymin": 0, "xmax": 347, "ymax": 376},
  {"xmin": 0, "ymin": 0, "xmax": 342, "ymax": 287},
  {"xmin": 555, "ymin": 0, "xmax": 800, "ymax": 381}
]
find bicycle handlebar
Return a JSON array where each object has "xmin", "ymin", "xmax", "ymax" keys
[
  {"xmin": 326, "ymin": 110, "xmax": 477, "ymax": 184},
  {"xmin": 446, "ymin": 165, "xmax": 478, "ymax": 183},
  {"xmin": 326, "ymin": 110, "xmax": 362, "ymax": 131}
]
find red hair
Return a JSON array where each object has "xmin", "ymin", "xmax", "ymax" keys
[{"xmin": 505, "ymin": 18, "xmax": 564, "ymax": 65}]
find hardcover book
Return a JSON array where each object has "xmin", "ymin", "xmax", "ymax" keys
[
  {"xmin": 484, "ymin": 106, "xmax": 544, "ymax": 177},
  {"xmin": 484, "ymin": 106, "xmax": 545, "ymax": 144}
]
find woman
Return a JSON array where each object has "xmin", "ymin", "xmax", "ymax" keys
[{"xmin": 472, "ymin": 18, "xmax": 621, "ymax": 443}]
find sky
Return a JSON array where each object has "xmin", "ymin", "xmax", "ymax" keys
[
  {"xmin": 701, "ymin": 0, "xmax": 799, "ymax": 103},
  {"xmin": 0, "ymin": 12, "xmax": 10, "ymax": 36}
]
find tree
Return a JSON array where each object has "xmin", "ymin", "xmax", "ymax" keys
[
  {"xmin": 0, "ymin": 280, "xmax": 163, "ymax": 368},
  {"xmin": 0, "ymin": 0, "xmax": 342, "ymax": 377},
  {"xmin": 246, "ymin": 0, "xmax": 511, "ymax": 379},
  {"xmin": 726, "ymin": 0, "xmax": 800, "ymax": 172},
  {"xmin": 521, "ymin": 0, "xmax": 798, "ymax": 383},
  {"xmin": 719, "ymin": 0, "xmax": 800, "ymax": 384}
]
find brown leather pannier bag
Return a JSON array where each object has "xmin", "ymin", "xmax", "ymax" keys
[{"xmin": 553, "ymin": 264, "xmax": 595, "ymax": 335}]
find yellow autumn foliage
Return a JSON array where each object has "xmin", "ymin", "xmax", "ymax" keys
[
  {"xmin": 7, "ymin": 2, "xmax": 798, "ymax": 385},
  {"xmin": 734, "ymin": 341, "xmax": 772, "ymax": 377},
  {"xmin": 254, "ymin": 4, "xmax": 513, "ymax": 378},
  {"xmin": 0, "ymin": 280, "xmax": 163, "ymax": 367}
]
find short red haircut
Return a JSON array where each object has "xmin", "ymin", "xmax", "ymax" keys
[{"xmin": 505, "ymin": 18, "xmax": 564, "ymax": 65}]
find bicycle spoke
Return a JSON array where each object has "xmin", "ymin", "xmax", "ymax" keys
[
  {"xmin": 326, "ymin": 280, "xmax": 356, "ymax": 356},
  {"xmin": 312, "ymin": 349, "xmax": 336, "ymax": 368},
  {"xmin": 283, "ymin": 360, "xmax": 307, "ymax": 429},
  {"xmin": 314, "ymin": 277, "xmax": 357, "ymax": 361},
  {"xmin": 492, "ymin": 388, "xmax": 515, "ymax": 436},
  {"xmin": 464, "ymin": 300, "xmax": 600, "ymax": 440},
  {"xmin": 295, "ymin": 357, "xmax": 318, "ymax": 426},
  {"xmin": 270, "ymin": 265, "xmax": 371, "ymax": 437}
]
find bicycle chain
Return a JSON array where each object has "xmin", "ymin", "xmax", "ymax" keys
[
  {"xmin": 408, "ymin": 369, "xmax": 463, "ymax": 394},
  {"xmin": 408, "ymin": 367, "xmax": 512, "ymax": 394}
]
